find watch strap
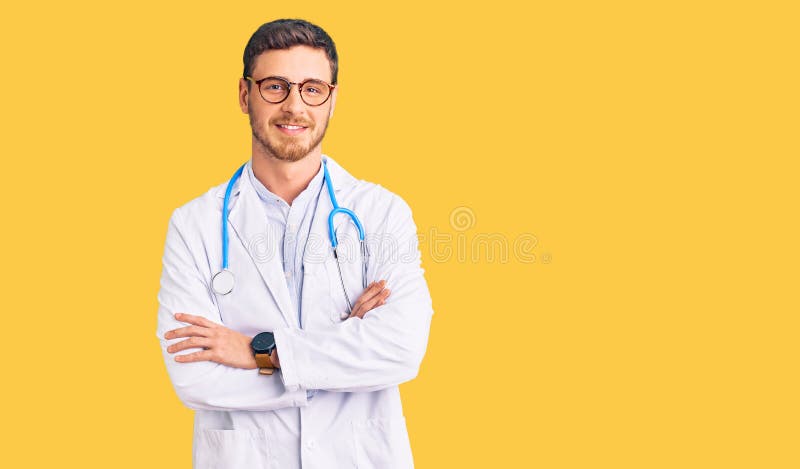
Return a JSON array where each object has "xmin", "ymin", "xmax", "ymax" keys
[
  {"xmin": 255, "ymin": 352, "xmax": 273, "ymax": 367},
  {"xmin": 255, "ymin": 352, "xmax": 274, "ymax": 375}
]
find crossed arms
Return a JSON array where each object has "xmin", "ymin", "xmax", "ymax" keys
[{"xmin": 156, "ymin": 195, "xmax": 433, "ymax": 411}]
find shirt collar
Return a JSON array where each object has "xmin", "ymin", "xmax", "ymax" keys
[
  {"xmin": 246, "ymin": 157, "xmax": 325, "ymax": 207},
  {"xmin": 216, "ymin": 154, "xmax": 357, "ymax": 200}
]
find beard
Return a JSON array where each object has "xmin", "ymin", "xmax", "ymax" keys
[{"xmin": 250, "ymin": 111, "xmax": 329, "ymax": 163}]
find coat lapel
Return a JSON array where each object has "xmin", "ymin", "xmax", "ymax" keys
[{"xmin": 225, "ymin": 167, "xmax": 296, "ymax": 327}]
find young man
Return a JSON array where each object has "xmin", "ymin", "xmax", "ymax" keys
[{"xmin": 156, "ymin": 19, "xmax": 434, "ymax": 469}]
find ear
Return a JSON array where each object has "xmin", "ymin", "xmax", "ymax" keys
[
  {"xmin": 328, "ymin": 86, "xmax": 338, "ymax": 119},
  {"xmin": 238, "ymin": 78, "xmax": 250, "ymax": 114}
]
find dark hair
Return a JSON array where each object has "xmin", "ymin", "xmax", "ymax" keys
[{"xmin": 243, "ymin": 19, "xmax": 338, "ymax": 84}]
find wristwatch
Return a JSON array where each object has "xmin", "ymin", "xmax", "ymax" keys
[{"xmin": 251, "ymin": 332, "xmax": 277, "ymax": 375}]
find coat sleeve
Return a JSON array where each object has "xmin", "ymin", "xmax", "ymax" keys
[
  {"xmin": 155, "ymin": 207, "xmax": 304, "ymax": 411},
  {"xmin": 273, "ymin": 194, "xmax": 435, "ymax": 392}
]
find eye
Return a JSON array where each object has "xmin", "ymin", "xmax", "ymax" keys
[
  {"xmin": 260, "ymin": 78, "xmax": 288, "ymax": 93},
  {"xmin": 302, "ymin": 81, "xmax": 329, "ymax": 95}
]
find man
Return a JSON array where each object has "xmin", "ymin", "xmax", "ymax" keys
[{"xmin": 156, "ymin": 19, "xmax": 434, "ymax": 469}]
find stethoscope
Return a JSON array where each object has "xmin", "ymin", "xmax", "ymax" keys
[{"xmin": 211, "ymin": 159, "xmax": 368, "ymax": 320}]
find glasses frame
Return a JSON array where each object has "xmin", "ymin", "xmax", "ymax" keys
[{"xmin": 245, "ymin": 76, "xmax": 336, "ymax": 107}]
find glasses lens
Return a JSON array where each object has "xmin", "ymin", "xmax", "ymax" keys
[
  {"xmin": 259, "ymin": 78, "xmax": 289, "ymax": 103},
  {"xmin": 300, "ymin": 80, "xmax": 331, "ymax": 106}
]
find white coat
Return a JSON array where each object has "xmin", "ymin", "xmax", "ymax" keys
[{"xmin": 156, "ymin": 155, "xmax": 434, "ymax": 469}]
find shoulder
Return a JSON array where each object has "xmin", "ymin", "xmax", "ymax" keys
[
  {"xmin": 168, "ymin": 181, "xmax": 226, "ymax": 232},
  {"xmin": 327, "ymin": 155, "xmax": 415, "ymax": 222},
  {"xmin": 347, "ymin": 178, "xmax": 417, "ymax": 235}
]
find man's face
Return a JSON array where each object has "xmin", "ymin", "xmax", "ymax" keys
[{"xmin": 240, "ymin": 45, "xmax": 336, "ymax": 162}]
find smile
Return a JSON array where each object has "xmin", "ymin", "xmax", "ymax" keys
[{"xmin": 276, "ymin": 124, "xmax": 308, "ymax": 135}]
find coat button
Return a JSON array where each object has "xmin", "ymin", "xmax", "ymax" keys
[{"xmin": 306, "ymin": 439, "xmax": 316, "ymax": 450}]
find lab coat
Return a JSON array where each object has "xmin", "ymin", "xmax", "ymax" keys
[{"xmin": 156, "ymin": 155, "xmax": 434, "ymax": 469}]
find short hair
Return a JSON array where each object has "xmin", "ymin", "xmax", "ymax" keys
[{"xmin": 242, "ymin": 19, "xmax": 338, "ymax": 84}]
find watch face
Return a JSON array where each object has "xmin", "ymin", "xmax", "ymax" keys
[{"xmin": 251, "ymin": 332, "xmax": 275, "ymax": 354}]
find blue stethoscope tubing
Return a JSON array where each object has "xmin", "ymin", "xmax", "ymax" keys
[{"xmin": 212, "ymin": 159, "xmax": 368, "ymax": 319}]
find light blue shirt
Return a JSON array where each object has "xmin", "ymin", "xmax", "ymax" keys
[{"xmin": 246, "ymin": 159, "xmax": 326, "ymax": 399}]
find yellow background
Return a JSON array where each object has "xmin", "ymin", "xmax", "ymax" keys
[{"xmin": 2, "ymin": 1, "xmax": 798, "ymax": 467}]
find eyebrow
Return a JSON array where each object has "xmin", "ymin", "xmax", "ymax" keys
[{"xmin": 266, "ymin": 75, "xmax": 327, "ymax": 83}]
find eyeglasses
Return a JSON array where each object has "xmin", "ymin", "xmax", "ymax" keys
[{"xmin": 245, "ymin": 76, "xmax": 335, "ymax": 106}]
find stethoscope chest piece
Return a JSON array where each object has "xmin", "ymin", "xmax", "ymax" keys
[{"xmin": 212, "ymin": 269, "xmax": 235, "ymax": 295}]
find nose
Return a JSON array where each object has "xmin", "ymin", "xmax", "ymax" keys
[{"xmin": 280, "ymin": 84, "xmax": 306, "ymax": 115}]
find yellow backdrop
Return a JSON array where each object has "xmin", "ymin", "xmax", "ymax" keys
[{"xmin": 1, "ymin": 1, "xmax": 798, "ymax": 467}]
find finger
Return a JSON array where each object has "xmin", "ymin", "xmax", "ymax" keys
[
  {"xmin": 357, "ymin": 287, "xmax": 391, "ymax": 316},
  {"xmin": 165, "ymin": 325, "xmax": 211, "ymax": 340},
  {"xmin": 174, "ymin": 349, "xmax": 214, "ymax": 363},
  {"xmin": 352, "ymin": 280, "xmax": 386, "ymax": 311},
  {"xmin": 354, "ymin": 288, "xmax": 390, "ymax": 319},
  {"xmin": 362, "ymin": 299, "xmax": 386, "ymax": 314},
  {"xmin": 350, "ymin": 288, "xmax": 377, "ymax": 318},
  {"xmin": 348, "ymin": 281, "xmax": 388, "ymax": 319},
  {"xmin": 174, "ymin": 313, "xmax": 217, "ymax": 328},
  {"xmin": 351, "ymin": 281, "xmax": 379, "ymax": 311},
  {"xmin": 167, "ymin": 337, "xmax": 212, "ymax": 353},
  {"xmin": 348, "ymin": 299, "xmax": 368, "ymax": 319}
]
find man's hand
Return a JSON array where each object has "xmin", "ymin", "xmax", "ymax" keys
[
  {"xmin": 165, "ymin": 313, "xmax": 257, "ymax": 369},
  {"xmin": 348, "ymin": 280, "xmax": 391, "ymax": 319}
]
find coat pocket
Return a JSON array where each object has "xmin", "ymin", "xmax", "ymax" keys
[
  {"xmin": 352, "ymin": 417, "xmax": 414, "ymax": 469},
  {"xmin": 195, "ymin": 428, "xmax": 271, "ymax": 469}
]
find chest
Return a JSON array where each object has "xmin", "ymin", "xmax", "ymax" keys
[{"xmin": 213, "ymin": 209, "xmax": 373, "ymax": 334}]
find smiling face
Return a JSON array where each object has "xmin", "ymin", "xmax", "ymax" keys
[{"xmin": 239, "ymin": 45, "xmax": 337, "ymax": 162}]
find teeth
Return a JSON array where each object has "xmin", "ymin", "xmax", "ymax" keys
[{"xmin": 279, "ymin": 125, "xmax": 304, "ymax": 130}]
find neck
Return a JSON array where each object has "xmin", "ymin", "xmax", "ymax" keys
[{"xmin": 250, "ymin": 149, "xmax": 322, "ymax": 206}]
